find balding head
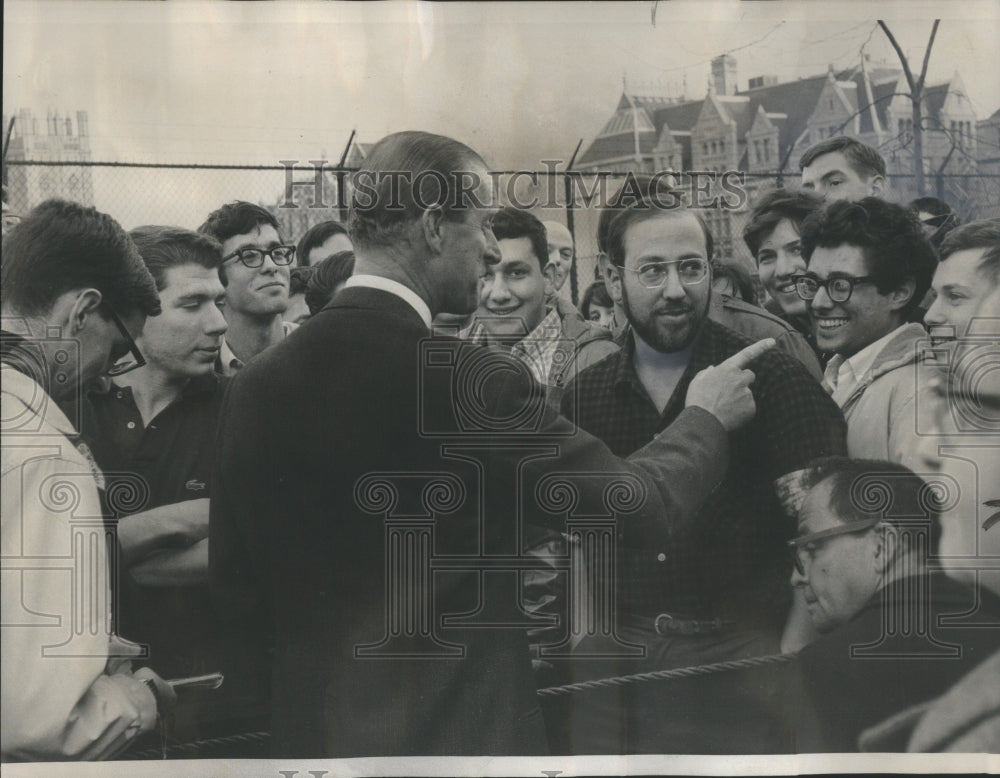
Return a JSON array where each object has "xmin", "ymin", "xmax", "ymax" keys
[{"xmin": 541, "ymin": 220, "xmax": 574, "ymax": 292}]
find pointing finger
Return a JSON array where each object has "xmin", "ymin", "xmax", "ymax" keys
[{"xmin": 722, "ymin": 338, "xmax": 776, "ymax": 371}]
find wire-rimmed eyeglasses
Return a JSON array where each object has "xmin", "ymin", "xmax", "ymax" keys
[{"xmin": 625, "ymin": 258, "xmax": 709, "ymax": 289}]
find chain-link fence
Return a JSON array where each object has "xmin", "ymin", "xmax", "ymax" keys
[{"xmin": 5, "ymin": 160, "xmax": 1000, "ymax": 306}]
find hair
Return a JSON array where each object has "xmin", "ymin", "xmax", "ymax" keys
[
  {"xmin": 801, "ymin": 456, "xmax": 941, "ymax": 555},
  {"xmin": 605, "ymin": 196, "xmax": 714, "ymax": 268},
  {"xmin": 937, "ymin": 219, "xmax": 1000, "ymax": 285},
  {"xmin": 128, "ymin": 226, "xmax": 223, "ymax": 292},
  {"xmin": 596, "ymin": 172, "xmax": 684, "ymax": 255},
  {"xmin": 306, "ymin": 250, "xmax": 355, "ymax": 315},
  {"xmin": 909, "ymin": 196, "xmax": 961, "ymax": 251},
  {"xmin": 289, "ymin": 266, "xmax": 313, "ymax": 297},
  {"xmin": 711, "ymin": 259, "xmax": 757, "ymax": 304},
  {"xmin": 197, "ymin": 200, "xmax": 281, "ymax": 246},
  {"xmin": 798, "ymin": 136, "xmax": 887, "ymax": 179},
  {"xmin": 1, "ymin": 199, "xmax": 160, "ymax": 317},
  {"xmin": 490, "ymin": 207, "xmax": 549, "ymax": 270},
  {"xmin": 348, "ymin": 131, "xmax": 488, "ymax": 251},
  {"xmin": 743, "ymin": 187, "xmax": 824, "ymax": 260},
  {"xmin": 580, "ymin": 279, "xmax": 613, "ymax": 320},
  {"xmin": 799, "ymin": 197, "xmax": 936, "ymax": 319},
  {"xmin": 295, "ymin": 220, "xmax": 350, "ymax": 267}
]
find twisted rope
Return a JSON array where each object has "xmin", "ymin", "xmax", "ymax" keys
[
  {"xmin": 536, "ymin": 652, "xmax": 796, "ymax": 697},
  {"xmin": 126, "ymin": 653, "xmax": 796, "ymax": 757},
  {"xmin": 130, "ymin": 730, "xmax": 270, "ymax": 760}
]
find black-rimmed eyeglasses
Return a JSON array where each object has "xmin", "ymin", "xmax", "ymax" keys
[
  {"xmin": 793, "ymin": 274, "xmax": 876, "ymax": 304},
  {"xmin": 223, "ymin": 245, "xmax": 296, "ymax": 268},
  {"xmin": 788, "ymin": 518, "xmax": 882, "ymax": 576},
  {"xmin": 104, "ymin": 306, "xmax": 146, "ymax": 377}
]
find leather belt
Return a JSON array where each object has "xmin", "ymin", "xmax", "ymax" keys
[{"xmin": 622, "ymin": 612, "xmax": 733, "ymax": 636}]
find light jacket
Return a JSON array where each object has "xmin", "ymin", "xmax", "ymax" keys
[
  {"xmin": 1, "ymin": 365, "xmax": 156, "ymax": 761},
  {"xmin": 837, "ymin": 323, "xmax": 935, "ymax": 470}
]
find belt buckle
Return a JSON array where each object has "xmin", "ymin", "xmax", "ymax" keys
[{"xmin": 654, "ymin": 613, "xmax": 718, "ymax": 636}]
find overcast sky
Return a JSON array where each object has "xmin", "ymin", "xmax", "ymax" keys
[{"xmin": 4, "ymin": 0, "xmax": 999, "ymax": 227}]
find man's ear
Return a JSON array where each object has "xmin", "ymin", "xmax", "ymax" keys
[
  {"xmin": 869, "ymin": 175, "xmax": 885, "ymax": 198},
  {"xmin": 888, "ymin": 277, "xmax": 916, "ymax": 312},
  {"xmin": 600, "ymin": 254, "xmax": 624, "ymax": 305},
  {"xmin": 420, "ymin": 207, "xmax": 446, "ymax": 254},
  {"xmin": 66, "ymin": 289, "xmax": 104, "ymax": 335},
  {"xmin": 542, "ymin": 262, "xmax": 557, "ymax": 296}
]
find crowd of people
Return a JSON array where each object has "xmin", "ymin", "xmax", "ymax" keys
[{"xmin": 1, "ymin": 131, "xmax": 998, "ymax": 761}]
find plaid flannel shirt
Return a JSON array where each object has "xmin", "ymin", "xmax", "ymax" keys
[{"xmin": 561, "ymin": 319, "xmax": 847, "ymax": 626}]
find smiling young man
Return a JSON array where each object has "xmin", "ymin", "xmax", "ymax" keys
[
  {"xmin": 198, "ymin": 201, "xmax": 296, "ymax": 376},
  {"xmin": 799, "ymin": 136, "xmax": 887, "ymax": 203},
  {"xmin": 743, "ymin": 188, "xmax": 824, "ymax": 346},
  {"xmin": 797, "ymin": 197, "xmax": 938, "ymax": 468},
  {"xmin": 472, "ymin": 207, "xmax": 616, "ymax": 391},
  {"xmin": 923, "ymin": 219, "xmax": 1000, "ymax": 342}
]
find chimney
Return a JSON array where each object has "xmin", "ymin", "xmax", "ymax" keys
[{"xmin": 711, "ymin": 54, "xmax": 738, "ymax": 96}]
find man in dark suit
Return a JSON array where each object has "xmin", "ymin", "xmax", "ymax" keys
[{"xmin": 210, "ymin": 130, "xmax": 776, "ymax": 757}]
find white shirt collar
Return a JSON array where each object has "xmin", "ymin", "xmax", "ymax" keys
[
  {"xmin": 841, "ymin": 326, "xmax": 903, "ymax": 387},
  {"xmin": 343, "ymin": 275, "xmax": 432, "ymax": 330}
]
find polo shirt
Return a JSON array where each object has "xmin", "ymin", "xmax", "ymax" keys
[
  {"xmin": 561, "ymin": 319, "xmax": 847, "ymax": 626},
  {"xmin": 81, "ymin": 373, "xmax": 227, "ymax": 679},
  {"xmin": 81, "ymin": 372, "xmax": 267, "ymax": 740}
]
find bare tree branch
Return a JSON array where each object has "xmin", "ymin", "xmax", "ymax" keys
[{"xmin": 916, "ymin": 20, "xmax": 940, "ymax": 92}]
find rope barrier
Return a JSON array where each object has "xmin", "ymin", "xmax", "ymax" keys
[
  {"xmin": 125, "ymin": 653, "xmax": 796, "ymax": 757},
  {"xmin": 129, "ymin": 730, "xmax": 270, "ymax": 760},
  {"xmin": 536, "ymin": 652, "xmax": 796, "ymax": 697}
]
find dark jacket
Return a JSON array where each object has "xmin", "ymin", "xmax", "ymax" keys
[
  {"xmin": 210, "ymin": 285, "xmax": 733, "ymax": 757},
  {"xmin": 791, "ymin": 572, "xmax": 1000, "ymax": 752}
]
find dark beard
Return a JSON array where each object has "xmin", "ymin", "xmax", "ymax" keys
[{"xmin": 621, "ymin": 282, "xmax": 707, "ymax": 353}]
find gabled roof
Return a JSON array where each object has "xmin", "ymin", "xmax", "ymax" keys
[
  {"xmin": 923, "ymin": 82, "xmax": 950, "ymax": 118},
  {"xmin": 651, "ymin": 99, "xmax": 704, "ymax": 133}
]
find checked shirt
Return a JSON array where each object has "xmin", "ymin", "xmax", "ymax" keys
[{"xmin": 561, "ymin": 319, "xmax": 847, "ymax": 628}]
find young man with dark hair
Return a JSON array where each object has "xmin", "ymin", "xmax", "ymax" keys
[
  {"xmin": 197, "ymin": 201, "xmax": 295, "ymax": 375},
  {"xmin": 305, "ymin": 249, "xmax": 354, "ymax": 316},
  {"xmin": 561, "ymin": 198, "xmax": 847, "ymax": 753},
  {"xmin": 909, "ymin": 196, "xmax": 961, "ymax": 251},
  {"xmin": 924, "ymin": 218, "xmax": 1000, "ymax": 341},
  {"xmin": 597, "ymin": 175, "xmax": 823, "ymax": 379},
  {"xmin": 295, "ymin": 219, "xmax": 352, "ymax": 267},
  {"xmin": 799, "ymin": 136, "xmax": 887, "ymax": 202},
  {"xmin": 471, "ymin": 207, "xmax": 616, "ymax": 391},
  {"xmin": 797, "ymin": 197, "xmax": 938, "ymax": 468},
  {"xmin": 742, "ymin": 187, "xmax": 824, "ymax": 342},
  {"xmin": 283, "ymin": 266, "xmax": 313, "ymax": 325},
  {"xmin": 80, "ymin": 224, "xmax": 267, "ymax": 749},
  {"xmin": 1, "ymin": 200, "xmax": 175, "ymax": 760}
]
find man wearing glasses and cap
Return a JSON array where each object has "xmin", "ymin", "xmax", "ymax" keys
[
  {"xmin": 1, "ymin": 199, "xmax": 176, "ymax": 760},
  {"xmin": 795, "ymin": 197, "xmax": 938, "ymax": 470},
  {"xmin": 198, "ymin": 201, "xmax": 297, "ymax": 376},
  {"xmin": 787, "ymin": 456, "xmax": 1000, "ymax": 751}
]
